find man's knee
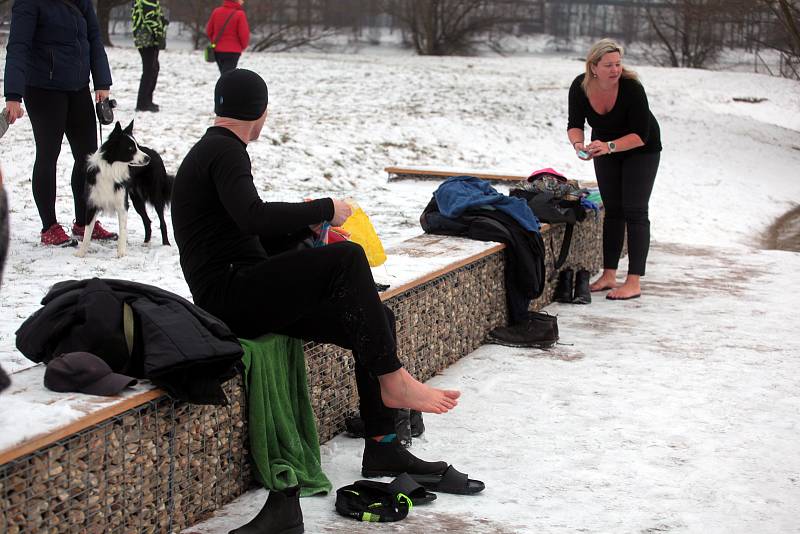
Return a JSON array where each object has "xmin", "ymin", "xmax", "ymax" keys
[{"xmin": 328, "ymin": 240, "xmax": 369, "ymax": 265}]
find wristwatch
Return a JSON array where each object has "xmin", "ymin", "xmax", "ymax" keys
[{"xmin": 607, "ymin": 141, "xmax": 617, "ymax": 153}]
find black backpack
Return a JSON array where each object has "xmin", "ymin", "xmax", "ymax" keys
[{"xmin": 510, "ymin": 175, "xmax": 587, "ymax": 277}]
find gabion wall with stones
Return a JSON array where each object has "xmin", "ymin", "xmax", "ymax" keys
[
  {"xmin": 307, "ymin": 252, "xmax": 509, "ymax": 443},
  {"xmin": 0, "ymin": 375, "xmax": 250, "ymax": 534},
  {"xmin": 0, "ymin": 217, "xmax": 604, "ymax": 533}
]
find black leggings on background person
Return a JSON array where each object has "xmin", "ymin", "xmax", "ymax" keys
[
  {"xmin": 198, "ymin": 241, "xmax": 401, "ymax": 437},
  {"xmin": 215, "ymin": 51, "xmax": 241, "ymax": 75},
  {"xmin": 593, "ymin": 152, "xmax": 660, "ymax": 276},
  {"xmin": 0, "ymin": 184, "xmax": 8, "ymax": 393},
  {"xmin": 24, "ymin": 85, "xmax": 96, "ymax": 231},
  {"xmin": 137, "ymin": 46, "xmax": 160, "ymax": 109}
]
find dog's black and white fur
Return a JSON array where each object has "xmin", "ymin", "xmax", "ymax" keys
[{"xmin": 76, "ymin": 121, "xmax": 174, "ymax": 258}]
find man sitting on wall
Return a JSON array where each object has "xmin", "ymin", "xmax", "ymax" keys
[{"xmin": 171, "ymin": 69, "xmax": 465, "ymax": 533}]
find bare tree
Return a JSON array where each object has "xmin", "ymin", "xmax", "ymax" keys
[
  {"xmin": 644, "ymin": 0, "xmax": 735, "ymax": 68},
  {"xmin": 387, "ymin": 0, "xmax": 526, "ymax": 56},
  {"xmin": 163, "ymin": 0, "xmax": 218, "ymax": 50},
  {"xmin": 758, "ymin": 0, "xmax": 800, "ymax": 78},
  {"xmin": 97, "ymin": 0, "xmax": 131, "ymax": 46},
  {"xmin": 246, "ymin": 0, "xmax": 340, "ymax": 52}
]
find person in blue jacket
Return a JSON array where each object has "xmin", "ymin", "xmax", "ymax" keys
[{"xmin": 3, "ymin": 0, "xmax": 118, "ymax": 247}]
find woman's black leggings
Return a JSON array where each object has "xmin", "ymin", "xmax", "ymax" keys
[
  {"xmin": 25, "ymin": 85, "xmax": 97, "ymax": 231},
  {"xmin": 593, "ymin": 151, "xmax": 660, "ymax": 276},
  {"xmin": 199, "ymin": 241, "xmax": 402, "ymax": 437}
]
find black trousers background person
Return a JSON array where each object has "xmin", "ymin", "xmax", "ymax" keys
[
  {"xmin": 215, "ymin": 51, "xmax": 240, "ymax": 75},
  {"xmin": 137, "ymin": 46, "xmax": 160, "ymax": 112}
]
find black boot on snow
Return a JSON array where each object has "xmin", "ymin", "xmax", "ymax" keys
[
  {"xmin": 572, "ymin": 269, "xmax": 592, "ymax": 304},
  {"xmin": 361, "ymin": 438, "xmax": 447, "ymax": 478},
  {"xmin": 229, "ymin": 486, "xmax": 304, "ymax": 534},
  {"xmin": 527, "ymin": 310, "xmax": 559, "ymax": 341},
  {"xmin": 409, "ymin": 410, "xmax": 425, "ymax": 438},
  {"xmin": 554, "ymin": 268, "xmax": 574, "ymax": 303}
]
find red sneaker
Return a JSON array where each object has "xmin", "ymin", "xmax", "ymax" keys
[
  {"xmin": 41, "ymin": 223, "xmax": 78, "ymax": 247},
  {"xmin": 73, "ymin": 221, "xmax": 118, "ymax": 241}
]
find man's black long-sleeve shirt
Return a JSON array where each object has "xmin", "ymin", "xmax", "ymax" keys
[{"xmin": 171, "ymin": 127, "xmax": 334, "ymax": 303}]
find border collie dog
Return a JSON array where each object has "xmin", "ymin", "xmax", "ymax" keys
[{"xmin": 76, "ymin": 121, "xmax": 174, "ymax": 258}]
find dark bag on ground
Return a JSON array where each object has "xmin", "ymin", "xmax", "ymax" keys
[
  {"xmin": 336, "ymin": 474, "xmax": 427, "ymax": 522},
  {"xmin": 510, "ymin": 172, "xmax": 586, "ymax": 277}
]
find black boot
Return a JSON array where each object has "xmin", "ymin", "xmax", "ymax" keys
[
  {"xmin": 527, "ymin": 310, "xmax": 559, "ymax": 341},
  {"xmin": 344, "ymin": 411, "xmax": 423, "ymax": 446},
  {"xmin": 229, "ymin": 486, "xmax": 304, "ymax": 534},
  {"xmin": 362, "ymin": 438, "xmax": 447, "ymax": 478},
  {"xmin": 344, "ymin": 415, "xmax": 365, "ymax": 438},
  {"xmin": 554, "ymin": 268, "xmax": 574, "ymax": 303},
  {"xmin": 572, "ymin": 269, "xmax": 592, "ymax": 304},
  {"xmin": 486, "ymin": 316, "xmax": 558, "ymax": 348},
  {"xmin": 395, "ymin": 409, "xmax": 412, "ymax": 448},
  {"xmin": 0, "ymin": 364, "xmax": 9, "ymax": 393},
  {"xmin": 409, "ymin": 410, "xmax": 425, "ymax": 438}
]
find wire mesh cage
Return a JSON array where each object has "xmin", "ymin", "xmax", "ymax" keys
[
  {"xmin": 1, "ymin": 224, "xmax": 602, "ymax": 532},
  {"xmin": 0, "ymin": 375, "xmax": 251, "ymax": 534}
]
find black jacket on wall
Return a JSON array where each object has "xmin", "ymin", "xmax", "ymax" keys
[
  {"xmin": 16, "ymin": 278, "xmax": 242, "ymax": 405},
  {"xmin": 420, "ymin": 197, "xmax": 546, "ymax": 324}
]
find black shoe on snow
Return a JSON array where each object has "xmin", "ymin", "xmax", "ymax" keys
[
  {"xmin": 486, "ymin": 316, "xmax": 558, "ymax": 349},
  {"xmin": 572, "ymin": 269, "xmax": 592, "ymax": 304},
  {"xmin": 361, "ymin": 438, "xmax": 447, "ymax": 478},
  {"xmin": 229, "ymin": 486, "xmax": 304, "ymax": 534},
  {"xmin": 554, "ymin": 268, "xmax": 574, "ymax": 303}
]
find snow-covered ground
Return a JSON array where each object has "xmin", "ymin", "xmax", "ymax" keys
[
  {"xmin": 0, "ymin": 43, "xmax": 798, "ymax": 374},
  {"xmin": 1, "ymin": 39, "xmax": 799, "ymax": 533},
  {"xmin": 188, "ymin": 243, "xmax": 800, "ymax": 534}
]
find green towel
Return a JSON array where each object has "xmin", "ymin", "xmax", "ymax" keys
[{"xmin": 240, "ymin": 335, "xmax": 332, "ymax": 497}]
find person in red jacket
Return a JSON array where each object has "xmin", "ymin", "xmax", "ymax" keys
[{"xmin": 206, "ymin": 0, "xmax": 251, "ymax": 75}]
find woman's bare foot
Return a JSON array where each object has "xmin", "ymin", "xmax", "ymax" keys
[
  {"xmin": 378, "ymin": 368, "xmax": 460, "ymax": 414},
  {"xmin": 606, "ymin": 275, "xmax": 641, "ymax": 300},
  {"xmin": 590, "ymin": 269, "xmax": 618, "ymax": 292}
]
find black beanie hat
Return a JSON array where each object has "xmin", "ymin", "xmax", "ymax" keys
[{"xmin": 214, "ymin": 69, "xmax": 268, "ymax": 120}]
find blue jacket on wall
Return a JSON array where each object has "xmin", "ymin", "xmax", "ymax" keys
[
  {"xmin": 4, "ymin": 0, "xmax": 113, "ymax": 101},
  {"xmin": 433, "ymin": 175, "xmax": 541, "ymax": 232}
]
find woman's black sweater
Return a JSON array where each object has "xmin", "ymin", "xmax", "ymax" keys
[{"xmin": 568, "ymin": 73, "xmax": 661, "ymax": 154}]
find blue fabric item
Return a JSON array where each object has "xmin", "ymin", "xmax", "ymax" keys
[
  {"xmin": 581, "ymin": 196, "xmax": 600, "ymax": 220},
  {"xmin": 4, "ymin": 0, "xmax": 113, "ymax": 100},
  {"xmin": 434, "ymin": 176, "xmax": 540, "ymax": 232},
  {"xmin": 580, "ymin": 197, "xmax": 599, "ymax": 212}
]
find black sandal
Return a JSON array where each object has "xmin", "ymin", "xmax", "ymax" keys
[
  {"xmin": 354, "ymin": 473, "xmax": 436, "ymax": 505},
  {"xmin": 410, "ymin": 465, "xmax": 485, "ymax": 495}
]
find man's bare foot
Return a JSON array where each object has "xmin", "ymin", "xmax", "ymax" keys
[
  {"xmin": 606, "ymin": 277, "xmax": 641, "ymax": 300},
  {"xmin": 378, "ymin": 368, "xmax": 460, "ymax": 414},
  {"xmin": 590, "ymin": 270, "xmax": 618, "ymax": 292}
]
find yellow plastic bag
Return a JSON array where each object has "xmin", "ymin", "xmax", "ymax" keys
[{"xmin": 341, "ymin": 202, "xmax": 387, "ymax": 267}]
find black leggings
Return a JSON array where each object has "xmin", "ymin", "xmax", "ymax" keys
[
  {"xmin": 215, "ymin": 52, "xmax": 241, "ymax": 75},
  {"xmin": 25, "ymin": 85, "xmax": 97, "ymax": 230},
  {"xmin": 593, "ymin": 151, "xmax": 660, "ymax": 276},
  {"xmin": 199, "ymin": 241, "xmax": 401, "ymax": 436},
  {"xmin": 137, "ymin": 46, "xmax": 160, "ymax": 108}
]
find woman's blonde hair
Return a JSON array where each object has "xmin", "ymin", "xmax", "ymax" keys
[{"xmin": 581, "ymin": 38, "xmax": 639, "ymax": 95}]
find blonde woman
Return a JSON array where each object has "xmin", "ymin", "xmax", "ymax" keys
[{"xmin": 567, "ymin": 38, "xmax": 661, "ymax": 300}]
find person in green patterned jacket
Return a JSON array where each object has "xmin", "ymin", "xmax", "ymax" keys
[{"xmin": 132, "ymin": 0, "xmax": 168, "ymax": 112}]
